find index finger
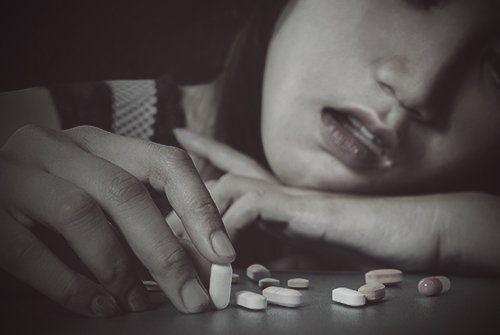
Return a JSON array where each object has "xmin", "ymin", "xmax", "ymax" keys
[{"xmin": 67, "ymin": 126, "xmax": 235, "ymax": 265}]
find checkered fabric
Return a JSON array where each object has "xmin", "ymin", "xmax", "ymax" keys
[{"xmin": 107, "ymin": 80, "xmax": 158, "ymax": 139}]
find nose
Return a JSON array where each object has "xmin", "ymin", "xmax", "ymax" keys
[{"xmin": 372, "ymin": 48, "xmax": 459, "ymax": 125}]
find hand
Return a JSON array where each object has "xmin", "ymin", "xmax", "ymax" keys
[
  {"xmin": 0, "ymin": 125, "xmax": 235, "ymax": 317},
  {"xmin": 171, "ymin": 128, "xmax": 448, "ymax": 271}
]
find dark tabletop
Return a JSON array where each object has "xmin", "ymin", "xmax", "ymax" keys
[{"xmin": 3, "ymin": 270, "xmax": 500, "ymax": 335}]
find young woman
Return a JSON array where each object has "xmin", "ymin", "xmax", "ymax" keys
[{"xmin": 1, "ymin": 0, "xmax": 499, "ymax": 317}]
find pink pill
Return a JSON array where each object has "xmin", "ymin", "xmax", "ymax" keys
[{"xmin": 418, "ymin": 276, "xmax": 450, "ymax": 297}]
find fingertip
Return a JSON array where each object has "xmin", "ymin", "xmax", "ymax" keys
[
  {"xmin": 90, "ymin": 294, "xmax": 121, "ymax": 317},
  {"xmin": 210, "ymin": 230, "xmax": 236, "ymax": 263},
  {"xmin": 127, "ymin": 285, "xmax": 150, "ymax": 312},
  {"xmin": 181, "ymin": 278, "xmax": 210, "ymax": 313}
]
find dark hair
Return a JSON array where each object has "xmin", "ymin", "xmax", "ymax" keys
[{"xmin": 215, "ymin": 1, "xmax": 289, "ymax": 167}]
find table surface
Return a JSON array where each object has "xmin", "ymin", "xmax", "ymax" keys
[{"xmin": 3, "ymin": 270, "xmax": 500, "ymax": 335}]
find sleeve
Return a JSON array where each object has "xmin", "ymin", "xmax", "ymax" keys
[{"xmin": 48, "ymin": 75, "xmax": 185, "ymax": 147}]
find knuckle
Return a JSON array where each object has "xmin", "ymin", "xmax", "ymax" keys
[
  {"xmin": 154, "ymin": 246, "xmax": 191, "ymax": 278},
  {"xmin": 55, "ymin": 190, "xmax": 97, "ymax": 227},
  {"xmin": 164, "ymin": 146, "xmax": 192, "ymax": 165},
  {"xmin": 189, "ymin": 198, "xmax": 218, "ymax": 218},
  {"xmin": 106, "ymin": 172, "xmax": 148, "ymax": 206}
]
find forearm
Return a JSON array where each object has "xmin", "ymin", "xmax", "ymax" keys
[{"xmin": 328, "ymin": 192, "xmax": 500, "ymax": 274}]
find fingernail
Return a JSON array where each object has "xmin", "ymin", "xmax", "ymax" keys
[
  {"xmin": 91, "ymin": 294, "xmax": 120, "ymax": 317},
  {"xmin": 127, "ymin": 286, "xmax": 150, "ymax": 312},
  {"xmin": 181, "ymin": 278, "xmax": 209, "ymax": 313},
  {"xmin": 210, "ymin": 230, "xmax": 236, "ymax": 260}
]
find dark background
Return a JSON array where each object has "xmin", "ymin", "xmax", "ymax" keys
[{"xmin": 0, "ymin": 0, "xmax": 255, "ymax": 91}]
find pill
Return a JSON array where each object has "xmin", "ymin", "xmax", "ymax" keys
[
  {"xmin": 209, "ymin": 264, "xmax": 232, "ymax": 309},
  {"xmin": 141, "ymin": 280, "xmax": 160, "ymax": 292},
  {"xmin": 418, "ymin": 276, "xmax": 451, "ymax": 297},
  {"xmin": 435, "ymin": 276, "xmax": 451, "ymax": 293},
  {"xmin": 262, "ymin": 286, "xmax": 304, "ymax": 307},
  {"xmin": 235, "ymin": 291, "xmax": 267, "ymax": 310},
  {"xmin": 232, "ymin": 273, "xmax": 240, "ymax": 284},
  {"xmin": 258, "ymin": 278, "xmax": 281, "ymax": 288},
  {"xmin": 287, "ymin": 278, "xmax": 309, "ymax": 289},
  {"xmin": 357, "ymin": 282, "xmax": 385, "ymax": 302},
  {"xmin": 246, "ymin": 264, "xmax": 271, "ymax": 281},
  {"xmin": 332, "ymin": 288, "xmax": 366, "ymax": 307},
  {"xmin": 365, "ymin": 269, "xmax": 403, "ymax": 285}
]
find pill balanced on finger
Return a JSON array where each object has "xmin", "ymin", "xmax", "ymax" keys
[
  {"xmin": 262, "ymin": 287, "xmax": 304, "ymax": 307},
  {"xmin": 418, "ymin": 276, "xmax": 451, "ymax": 297},
  {"xmin": 287, "ymin": 278, "xmax": 309, "ymax": 289},
  {"xmin": 358, "ymin": 282, "xmax": 385, "ymax": 302},
  {"xmin": 332, "ymin": 288, "xmax": 366, "ymax": 307},
  {"xmin": 235, "ymin": 291, "xmax": 267, "ymax": 310},
  {"xmin": 209, "ymin": 264, "xmax": 233, "ymax": 310},
  {"xmin": 247, "ymin": 264, "xmax": 271, "ymax": 281},
  {"xmin": 258, "ymin": 278, "xmax": 280, "ymax": 288},
  {"xmin": 365, "ymin": 269, "xmax": 403, "ymax": 285}
]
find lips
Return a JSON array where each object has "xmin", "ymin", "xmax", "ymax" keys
[{"xmin": 320, "ymin": 107, "xmax": 394, "ymax": 169}]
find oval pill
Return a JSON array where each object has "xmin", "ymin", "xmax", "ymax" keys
[
  {"xmin": 332, "ymin": 288, "xmax": 366, "ymax": 307},
  {"xmin": 287, "ymin": 278, "xmax": 309, "ymax": 289},
  {"xmin": 209, "ymin": 264, "xmax": 232, "ymax": 309},
  {"xmin": 235, "ymin": 291, "xmax": 267, "ymax": 310},
  {"xmin": 365, "ymin": 269, "xmax": 403, "ymax": 285},
  {"xmin": 262, "ymin": 286, "xmax": 304, "ymax": 307},
  {"xmin": 357, "ymin": 282, "xmax": 385, "ymax": 302},
  {"xmin": 246, "ymin": 264, "xmax": 271, "ymax": 281},
  {"xmin": 418, "ymin": 276, "xmax": 450, "ymax": 296},
  {"xmin": 258, "ymin": 278, "xmax": 280, "ymax": 288}
]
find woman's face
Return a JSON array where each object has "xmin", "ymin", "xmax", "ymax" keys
[{"xmin": 261, "ymin": 0, "xmax": 500, "ymax": 194}]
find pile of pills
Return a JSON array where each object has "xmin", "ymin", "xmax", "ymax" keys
[{"xmin": 180, "ymin": 264, "xmax": 453, "ymax": 311}]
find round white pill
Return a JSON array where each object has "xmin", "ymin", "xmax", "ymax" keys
[
  {"xmin": 365, "ymin": 269, "xmax": 403, "ymax": 285},
  {"xmin": 287, "ymin": 278, "xmax": 309, "ymax": 289},
  {"xmin": 358, "ymin": 282, "xmax": 385, "ymax": 302},
  {"xmin": 262, "ymin": 286, "xmax": 304, "ymax": 307},
  {"xmin": 246, "ymin": 264, "xmax": 271, "ymax": 281},
  {"xmin": 235, "ymin": 291, "xmax": 267, "ymax": 310},
  {"xmin": 258, "ymin": 278, "xmax": 280, "ymax": 288},
  {"xmin": 332, "ymin": 288, "xmax": 366, "ymax": 307}
]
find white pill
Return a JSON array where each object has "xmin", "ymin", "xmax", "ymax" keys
[
  {"xmin": 287, "ymin": 278, "xmax": 309, "ymax": 289},
  {"xmin": 232, "ymin": 273, "xmax": 240, "ymax": 284},
  {"xmin": 209, "ymin": 264, "xmax": 232, "ymax": 310},
  {"xmin": 246, "ymin": 264, "xmax": 271, "ymax": 281},
  {"xmin": 262, "ymin": 286, "xmax": 303, "ymax": 307},
  {"xmin": 258, "ymin": 278, "xmax": 280, "ymax": 288},
  {"xmin": 357, "ymin": 282, "xmax": 385, "ymax": 302},
  {"xmin": 435, "ymin": 276, "xmax": 451, "ymax": 293},
  {"xmin": 365, "ymin": 269, "xmax": 403, "ymax": 285},
  {"xmin": 332, "ymin": 288, "xmax": 366, "ymax": 307},
  {"xmin": 235, "ymin": 291, "xmax": 267, "ymax": 310}
]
